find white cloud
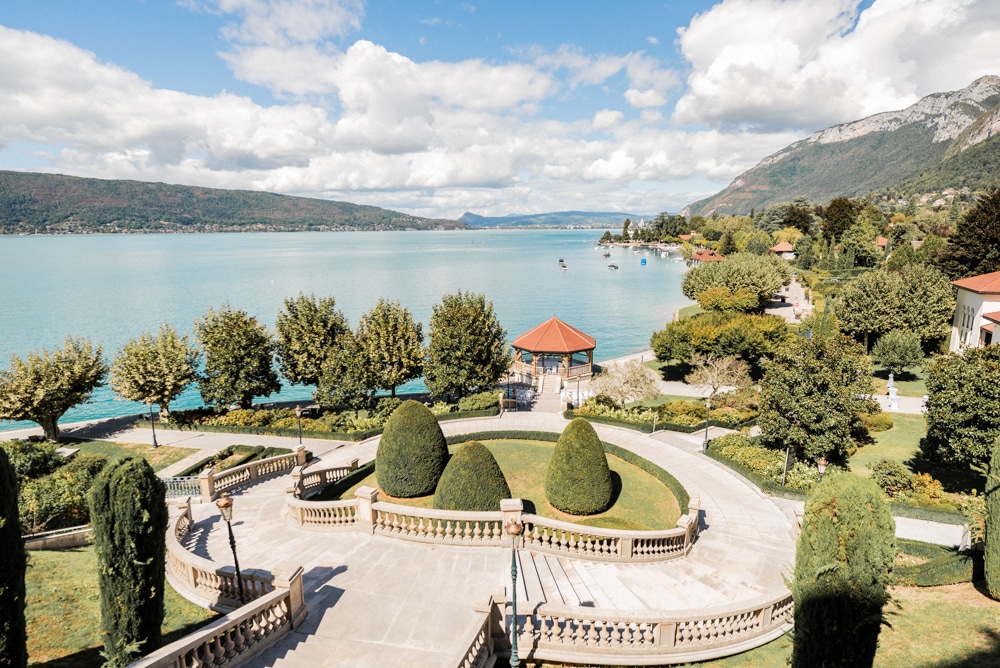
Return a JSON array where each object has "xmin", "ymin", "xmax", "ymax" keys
[
  {"xmin": 674, "ymin": 0, "xmax": 1000, "ymax": 130},
  {"xmin": 646, "ymin": 36, "xmax": 659, "ymax": 45},
  {"xmin": 625, "ymin": 88, "xmax": 666, "ymax": 108},
  {"xmin": 185, "ymin": 0, "xmax": 364, "ymax": 47},
  {"xmin": 592, "ymin": 109, "xmax": 624, "ymax": 129}
]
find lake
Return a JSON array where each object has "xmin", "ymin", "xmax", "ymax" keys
[{"xmin": 0, "ymin": 229, "xmax": 692, "ymax": 430}]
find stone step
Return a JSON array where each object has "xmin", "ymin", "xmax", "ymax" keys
[{"xmin": 514, "ymin": 548, "xmax": 546, "ymax": 603}]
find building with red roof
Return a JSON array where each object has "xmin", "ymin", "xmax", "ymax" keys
[
  {"xmin": 511, "ymin": 317, "xmax": 596, "ymax": 379},
  {"xmin": 767, "ymin": 241, "xmax": 795, "ymax": 260},
  {"xmin": 689, "ymin": 249, "xmax": 725, "ymax": 265},
  {"xmin": 950, "ymin": 270, "xmax": 1000, "ymax": 351}
]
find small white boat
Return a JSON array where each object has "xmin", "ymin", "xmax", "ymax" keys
[{"xmin": 608, "ymin": 263, "xmax": 619, "ymax": 270}]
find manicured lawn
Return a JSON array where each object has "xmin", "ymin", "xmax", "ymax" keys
[
  {"xmin": 851, "ymin": 414, "xmax": 928, "ymax": 478},
  {"xmin": 676, "ymin": 303, "xmax": 703, "ymax": 319},
  {"xmin": 629, "ymin": 394, "xmax": 705, "ymax": 408},
  {"xmin": 25, "ymin": 546, "xmax": 217, "ymax": 667},
  {"xmin": 871, "ymin": 364, "xmax": 929, "ymax": 397},
  {"xmin": 63, "ymin": 439, "xmax": 192, "ymax": 472},
  {"xmin": 680, "ymin": 583, "xmax": 1000, "ymax": 667},
  {"xmin": 340, "ymin": 439, "xmax": 681, "ymax": 531}
]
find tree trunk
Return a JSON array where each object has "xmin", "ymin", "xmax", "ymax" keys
[
  {"xmin": 40, "ymin": 413, "xmax": 60, "ymax": 442},
  {"xmin": 159, "ymin": 403, "xmax": 170, "ymax": 421}
]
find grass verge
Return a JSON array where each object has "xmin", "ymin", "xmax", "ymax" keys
[
  {"xmin": 62, "ymin": 438, "xmax": 192, "ymax": 472},
  {"xmin": 25, "ymin": 545, "xmax": 217, "ymax": 667}
]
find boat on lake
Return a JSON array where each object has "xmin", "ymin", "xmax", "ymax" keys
[{"xmin": 608, "ymin": 263, "xmax": 619, "ymax": 270}]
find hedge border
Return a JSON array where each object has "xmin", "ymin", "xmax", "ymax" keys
[
  {"xmin": 445, "ymin": 430, "xmax": 690, "ymax": 515},
  {"xmin": 137, "ymin": 407, "xmax": 500, "ymax": 442},
  {"xmin": 895, "ymin": 538, "xmax": 981, "ymax": 586},
  {"xmin": 174, "ymin": 445, "xmax": 298, "ymax": 477},
  {"xmin": 562, "ymin": 410, "xmax": 755, "ymax": 435},
  {"xmin": 309, "ymin": 461, "xmax": 377, "ymax": 502}
]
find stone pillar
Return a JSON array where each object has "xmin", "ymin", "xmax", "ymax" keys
[
  {"xmin": 198, "ymin": 468, "xmax": 215, "ymax": 503},
  {"xmin": 500, "ymin": 498, "xmax": 524, "ymax": 549},
  {"xmin": 349, "ymin": 458, "xmax": 359, "ymax": 471},
  {"xmin": 289, "ymin": 466, "xmax": 303, "ymax": 498},
  {"xmin": 355, "ymin": 486, "xmax": 379, "ymax": 534},
  {"xmin": 888, "ymin": 386, "xmax": 899, "ymax": 412},
  {"xmin": 296, "ymin": 445, "xmax": 307, "ymax": 466},
  {"xmin": 273, "ymin": 564, "xmax": 308, "ymax": 628}
]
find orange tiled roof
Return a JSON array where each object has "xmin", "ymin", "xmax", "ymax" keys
[
  {"xmin": 982, "ymin": 311, "xmax": 1000, "ymax": 325},
  {"xmin": 769, "ymin": 241, "xmax": 794, "ymax": 252},
  {"xmin": 876, "ymin": 236, "xmax": 888, "ymax": 247},
  {"xmin": 678, "ymin": 233, "xmax": 694, "ymax": 241},
  {"xmin": 953, "ymin": 271, "xmax": 1000, "ymax": 294},
  {"xmin": 511, "ymin": 317, "xmax": 596, "ymax": 353},
  {"xmin": 691, "ymin": 249, "xmax": 725, "ymax": 262}
]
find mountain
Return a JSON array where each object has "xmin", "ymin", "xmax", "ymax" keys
[
  {"xmin": 686, "ymin": 75, "xmax": 1000, "ymax": 216},
  {"xmin": 0, "ymin": 170, "xmax": 465, "ymax": 234},
  {"xmin": 459, "ymin": 211, "xmax": 647, "ymax": 228}
]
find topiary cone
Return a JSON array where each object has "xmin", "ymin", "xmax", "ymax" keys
[
  {"xmin": 376, "ymin": 400, "xmax": 448, "ymax": 498},
  {"xmin": 433, "ymin": 441, "xmax": 511, "ymax": 511},
  {"xmin": 545, "ymin": 417, "xmax": 613, "ymax": 515}
]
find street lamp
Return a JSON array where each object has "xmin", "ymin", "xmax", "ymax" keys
[
  {"xmin": 702, "ymin": 397, "xmax": 712, "ymax": 453},
  {"xmin": 294, "ymin": 405, "xmax": 303, "ymax": 446},
  {"xmin": 817, "ymin": 456, "xmax": 828, "ymax": 483},
  {"xmin": 216, "ymin": 494, "xmax": 246, "ymax": 605},
  {"xmin": 148, "ymin": 402, "xmax": 158, "ymax": 449},
  {"xmin": 505, "ymin": 518, "xmax": 524, "ymax": 668}
]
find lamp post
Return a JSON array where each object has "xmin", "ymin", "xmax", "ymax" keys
[
  {"xmin": 294, "ymin": 405, "xmax": 303, "ymax": 446},
  {"xmin": 702, "ymin": 396, "xmax": 712, "ymax": 453},
  {"xmin": 216, "ymin": 494, "xmax": 246, "ymax": 605},
  {"xmin": 505, "ymin": 518, "xmax": 524, "ymax": 668},
  {"xmin": 817, "ymin": 456, "xmax": 828, "ymax": 483},
  {"xmin": 148, "ymin": 402, "xmax": 158, "ymax": 449}
]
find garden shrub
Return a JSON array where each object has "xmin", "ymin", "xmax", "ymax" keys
[
  {"xmin": 895, "ymin": 538, "xmax": 979, "ymax": 587},
  {"xmin": 0, "ymin": 447, "xmax": 27, "ymax": 668},
  {"xmin": 0, "ymin": 439, "xmax": 61, "ymax": 481},
  {"xmin": 18, "ymin": 453, "xmax": 107, "ymax": 533},
  {"xmin": 861, "ymin": 411, "xmax": 894, "ymax": 433},
  {"xmin": 458, "ymin": 390, "xmax": 503, "ymax": 412},
  {"xmin": 987, "ymin": 433, "xmax": 1000, "ymax": 599},
  {"xmin": 375, "ymin": 400, "xmax": 448, "ymax": 498},
  {"xmin": 791, "ymin": 475, "xmax": 895, "ymax": 668},
  {"xmin": 871, "ymin": 459, "xmax": 914, "ymax": 497},
  {"xmin": 545, "ymin": 418, "xmax": 613, "ymax": 515},
  {"xmin": 433, "ymin": 441, "xmax": 511, "ymax": 511}
]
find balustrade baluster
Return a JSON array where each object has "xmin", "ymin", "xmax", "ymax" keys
[
  {"xmin": 473, "ymin": 522, "xmax": 482, "ymax": 542},
  {"xmin": 611, "ymin": 621, "xmax": 622, "ymax": 647}
]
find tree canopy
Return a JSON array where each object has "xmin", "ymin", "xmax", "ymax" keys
[
  {"xmin": 275, "ymin": 293, "xmax": 350, "ymax": 387},
  {"xmin": 424, "ymin": 291, "xmax": 512, "ymax": 399},
  {"xmin": 110, "ymin": 324, "xmax": 199, "ymax": 418},
  {"xmin": 590, "ymin": 359, "xmax": 659, "ymax": 409},
  {"xmin": 195, "ymin": 304, "xmax": 280, "ymax": 409},
  {"xmin": 682, "ymin": 253, "xmax": 791, "ymax": 312},
  {"xmin": 0, "ymin": 337, "xmax": 108, "ymax": 441},
  {"xmin": 315, "ymin": 331, "xmax": 377, "ymax": 414},
  {"xmin": 931, "ymin": 188, "xmax": 1000, "ymax": 280},
  {"xmin": 355, "ymin": 299, "xmax": 423, "ymax": 397}
]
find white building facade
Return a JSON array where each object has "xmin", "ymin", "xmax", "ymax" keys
[{"xmin": 949, "ymin": 271, "xmax": 1000, "ymax": 351}]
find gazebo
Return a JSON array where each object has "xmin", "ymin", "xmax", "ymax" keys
[{"xmin": 510, "ymin": 317, "xmax": 596, "ymax": 379}]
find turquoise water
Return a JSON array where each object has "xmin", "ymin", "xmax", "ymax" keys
[{"xmin": 0, "ymin": 229, "xmax": 691, "ymax": 430}]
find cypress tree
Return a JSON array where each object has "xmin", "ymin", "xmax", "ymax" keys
[
  {"xmin": 433, "ymin": 441, "xmax": 511, "ymax": 511},
  {"xmin": 791, "ymin": 475, "xmax": 895, "ymax": 668},
  {"xmin": 985, "ymin": 434, "xmax": 1000, "ymax": 599},
  {"xmin": 375, "ymin": 400, "xmax": 448, "ymax": 498},
  {"xmin": 545, "ymin": 418, "xmax": 613, "ymax": 515},
  {"xmin": 0, "ymin": 448, "xmax": 28, "ymax": 668},
  {"xmin": 88, "ymin": 456, "xmax": 168, "ymax": 667}
]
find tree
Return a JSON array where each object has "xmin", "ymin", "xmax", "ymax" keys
[
  {"xmin": 986, "ymin": 433, "xmax": 1000, "ymax": 600},
  {"xmin": 424, "ymin": 291, "xmax": 512, "ymax": 399},
  {"xmin": 195, "ymin": 304, "xmax": 280, "ymax": 409},
  {"xmin": 355, "ymin": 299, "xmax": 423, "ymax": 397},
  {"xmin": 871, "ymin": 330, "xmax": 923, "ymax": 377},
  {"xmin": 0, "ymin": 337, "xmax": 108, "ymax": 441},
  {"xmin": 315, "ymin": 331, "xmax": 377, "ymax": 414},
  {"xmin": 0, "ymin": 448, "xmax": 27, "ymax": 668},
  {"xmin": 717, "ymin": 231, "xmax": 738, "ymax": 256},
  {"xmin": 651, "ymin": 312, "xmax": 790, "ymax": 378},
  {"xmin": 822, "ymin": 197, "xmax": 860, "ymax": 240},
  {"xmin": 681, "ymin": 253, "xmax": 791, "ymax": 312},
  {"xmin": 275, "ymin": 293, "xmax": 349, "ymax": 387},
  {"xmin": 622, "ymin": 218, "xmax": 631, "ymax": 240},
  {"xmin": 791, "ymin": 475, "xmax": 894, "ymax": 668},
  {"xmin": 88, "ymin": 456, "xmax": 167, "ymax": 667},
  {"xmin": 433, "ymin": 441, "xmax": 511, "ymax": 511},
  {"xmin": 110, "ymin": 324, "xmax": 199, "ymax": 419},
  {"xmin": 931, "ymin": 189, "xmax": 1000, "ymax": 280},
  {"xmin": 897, "ymin": 264, "xmax": 956, "ymax": 349},
  {"xmin": 839, "ymin": 218, "xmax": 883, "ymax": 268},
  {"xmin": 793, "ymin": 235, "xmax": 815, "ymax": 269},
  {"xmin": 924, "ymin": 345, "xmax": 1000, "ymax": 467},
  {"xmin": 590, "ymin": 359, "xmax": 659, "ymax": 409},
  {"xmin": 836, "ymin": 269, "xmax": 901, "ymax": 350},
  {"xmin": 685, "ymin": 354, "xmax": 751, "ymax": 405},
  {"xmin": 759, "ymin": 335, "xmax": 878, "ymax": 462},
  {"xmin": 375, "ymin": 400, "xmax": 447, "ymax": 498},
  {"xmin": 545, "ymin": 418, "xmax": 613, "ymax": 515}
]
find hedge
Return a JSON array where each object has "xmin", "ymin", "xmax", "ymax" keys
[
  {"xmin": 433, "ymin": 441, "xmax": 511, "ymax": 512},
  {"xmin": 375, "ymin": 401, "xmax": 448, "ymax": 498},
  {"xmin": 895, "ymin": 538, "xmax": 982, "ymax": 586},
  {"xmin": 562, "ymin": 410, "xmax": 755, "ymax": 434},
  {"xmin": 309, "ymin": 461, "xmax": 376, "ymax": 502},
  {"xmin": 173, "ymin": 445, "xmax": 302, "ymax": 477}
]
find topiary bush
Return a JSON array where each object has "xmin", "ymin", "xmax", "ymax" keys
[
  {"xmin": 433, "ymin": 441, "xmax": 511, "ymax": 511},
  {"xmin": 791, "ymin": 475, "xmax": 895, "ymax": 668},
  {"xmin": 860, "ymin": 411, "xmax": 894, "ymax": 433},
  {"xmin": 545, "ymin": 418, "xmax": 613, "ymax": 515},
  {"xmin": 376, "ymin": 400, "xmax": 448, "ymax": 498},
  {"xmin": 871, "ymin": 459, "xmax": 914, "ymax": 498},
  {"xmin": 0, "ymin": 447, "xmax": 28, "ymax": 668},
  {"xmin": 986, "ymin": 434, "xmax": 1000, "ymax": 599}
]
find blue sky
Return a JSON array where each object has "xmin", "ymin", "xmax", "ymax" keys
[{"xmin": 1, "ymin": 0, "xmax": 998, "ymax": 218}]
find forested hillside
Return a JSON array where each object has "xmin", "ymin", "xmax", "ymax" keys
[{"xmin": 0, "ymin": 171, "xmax": 465, "ymax": 233}]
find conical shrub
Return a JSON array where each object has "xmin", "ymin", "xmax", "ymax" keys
[
  {"xmin": 986, "ymin": 434, "xmax": 1000, "ymax": 599},
  {"xmin": 433, "ymin": 441, "xmax": 511, "ymax": 511},
  {"xmin": 791, "ymin": 474, "xmax": 895, "ymax": 668},
  {"xmin": 545, "ymin": 418, "xmax": 613, "ymax": 515},
  {"xmin": 0, "ymin": 447, "xmax": 27, "ymax": 668},
  {"xmin": 376, "ymin": 400, "xmax": 447, "ymax": 497}
]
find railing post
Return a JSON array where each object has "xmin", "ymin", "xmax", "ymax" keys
[
  {"xmin": 500, "ymin": 498, "xmax": 524, "ymax": 549},
  {"xmin": 198, "ymin": 468, "xmax": 215, "ymax": 503},
  {"xmin": 290, "ymin": 466, "xmax": 303, "ymax": 498},
  {"xmin": 296, "ymin": 445, "xmax": 307, "ymax": 466},
  {"xmin": 659, "ymin": 622, "xmax": 677, "ymax": 647},
  {"xmin": 761, "ymin": 604, "xmax": 774, "ymax": 628},
  {"xmin": 619, "ymin": 536, "xmax": 633, "ymax": 561},
  {"xmin": 248, "ymin": 462, "xmax": 259, "ymax": 482},
  {"xmin": 355, "ymin": 486, "xmax": 379, "ymax": 534},
  {"xmin": 273, "ymin": 564, "xmax": 308, "ymax": 628},
  {"xmin": 349, "ymin": 458, "xmax": 359, "ymax": 471}
]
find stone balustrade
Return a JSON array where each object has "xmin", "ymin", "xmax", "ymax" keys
[
  {"xmin": 163, "ymin": 476, "xmax": 201, "ymax": 499},
  {"xmin": 450, "ymin": 596, "xmax": 505, "ymax": 668},
  {"xmin": 196, "ymin": 447, "xmax": 307, "ymax": 502},
  {"xmin": 513, "ymin": 592, "xmax": 793, "ymax": 665},
  {"xmin": 167, "ymin": 500, "xmax": 276, "ymax": 611},
  {"xmin": 285, "ymin": 489, "xmax": 700, "ymax": 563},
  {"xmin": 128, "ymin": 566, "xmax": 307, "ymax": 668},
  {"xmin": 290, "ymin": 458, "xmax": 359, "ymax": 499}
]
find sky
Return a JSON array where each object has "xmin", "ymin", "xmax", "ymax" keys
[{"xmin": 2, "ymin": 0, "xmax": 999, "ymax": 220}]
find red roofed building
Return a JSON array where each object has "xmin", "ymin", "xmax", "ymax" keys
[
  {"xmin": 949, "ymin": 271, "xmax": 1000, "ymax": 351},
  {"xmin": 767, "ymin": 241, "xmax": 796, "ymax": 260},
  {"xmin": 511, "ymin": 317, "xmax": 596, "ymax": 379},
  {"xmin": 689, "ymin": 249, "xmax": 725, "ymax": 265}
]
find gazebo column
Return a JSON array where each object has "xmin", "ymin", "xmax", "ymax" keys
[{"xmin": 563, "ymin": 353, "xmax": 569, "ymax": 377}]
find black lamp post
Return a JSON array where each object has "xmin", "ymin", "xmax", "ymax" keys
[
  {"xmin": 702, "ymin": 396, "xmax": 712, "ymax": 453},
  {"xmin": 148, "ymin": 402, "xmax": 158, "ymax": 449},
  {"xmin": 216, "ymin": 494, "xmax": 246, "ymax": 605},
  {"xmin": 505, "ymin": 518, "xmax": 524, "ymax": 668},
  {"xmin": 817, "ymin": 456, "xmax": 828, "ymax": 483},
  {"xmin": 295, "ymin": 405, "xmax": 303, "ymax": 446}
]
